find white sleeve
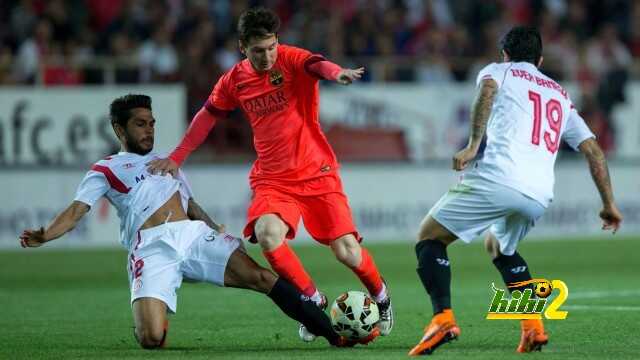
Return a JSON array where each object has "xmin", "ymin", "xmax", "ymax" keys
[
  {"xmin": 175, "ymin": 169, "xmax": 194, "ymax": 199},
  {"xmin": 562, "ymin": 109, "xmax": 595, "ymax": 151},
  {"xmin": 476, "ymin": 63, "xmax": 510, "ymax": 89},
  {"xmin": 74, "ymin": 171, "xmax": 110, "ymax": 207}
]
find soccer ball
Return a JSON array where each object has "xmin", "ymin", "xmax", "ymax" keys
[
  {"xmin": 534, "ymin": 280, "xmax": 553, "ymax": 298},
  {"xmin": 330, "ymin": 291, "xmax": 379, "ymax": 340}
]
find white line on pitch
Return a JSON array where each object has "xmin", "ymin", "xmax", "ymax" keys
[
  {"xmin": 563, "ymin": 305, "xmax": 640, "ymax": 311},
  {"xmin": 569, "ymin": 290, "xmax": 640, "ymax": 299}
]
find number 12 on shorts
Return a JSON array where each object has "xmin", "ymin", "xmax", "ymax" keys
[
  {"xmin": 528, "ymin": 90, "xmax": 563, "ymax": 154},
  {"xmin": 129, "ymin": 253, "xmax": 144, "ymax": 280}
]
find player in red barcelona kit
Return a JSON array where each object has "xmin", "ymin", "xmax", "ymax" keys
[
  {"xmin": 19, "ymin": 94, "xmax": 373, "ymax": 350},
  {"xmin": 148, "ymin": 8, "xmax": 393, "ymax": 341}
]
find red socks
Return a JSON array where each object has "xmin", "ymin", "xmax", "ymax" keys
[
  {"xmin": 352, "ymin": 248, "xmax": 384, "ymax": 298},
  {"xmin": 263, "ymin": 242, "xmax": 317, "ymax": 297},
  {"xmin": 263, "ymin": 243, "xmax": 384, "ymax": 301}
]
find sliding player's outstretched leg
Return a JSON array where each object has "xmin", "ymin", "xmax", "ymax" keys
[
  {"xmin": 265, "ymin": 274, "xmax": 379, "ymax": 348},
  {"xmin": 223, "ymin": 248, "xmax": 340, "ymax": 345},
  {"xmin": 485, "ymin": 234, "xmax": 548, "ymax": 353},
  {"xmin": 409, "ymin": 216, "xmax": 460, "ymax": 356},
  {"xmin": 330, "ymin": 234, "xmax": 394, "ymax": 336}
]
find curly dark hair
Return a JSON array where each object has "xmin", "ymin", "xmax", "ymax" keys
[
  {"xmin": 237, "ymin": 7, "xmax": 280, "ymax": 44},
  {"xmin": 500, "ymin": 26, "xmax": 542, "ymax": 65},
  {"xmin": 109, "ymin": 94, "xmax": 152, "ymax": 129}
]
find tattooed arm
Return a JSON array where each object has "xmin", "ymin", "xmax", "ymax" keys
[
  {"xmin": 452, "ymin": 79, "xmax": 499, "ymax": 171},
  {"xmin": 578, "ymin": 138, "xmax": 622, "ymax": 233},
  {"xmin": 187, "ymin": 198, "xmax": 225, "ymax": 233}
]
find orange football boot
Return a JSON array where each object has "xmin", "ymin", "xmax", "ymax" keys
[
  {"xmin": 408, "ymin": 309, "xmax": 460, "ymax": 356},
  {"xmin": 517, "ymin": 319, "xmax": 548, "ymax": 353}
]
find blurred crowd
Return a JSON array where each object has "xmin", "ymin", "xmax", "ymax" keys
[{"xmin": 1, "ymin": 0, "xmax": 633, "ymax": 155}]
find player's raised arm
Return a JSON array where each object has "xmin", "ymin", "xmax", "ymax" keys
[
  {"xmin": 19, "ymin": 201, "xmax": 90, "ymax": 248},
  {"xmin": 453, "ymin": 78, "xmax": 498, "ymax": 171},
  {"xmin": 305, "ymin": 58, "xmax": 364, "ymax": 85},
  {"xmin": 578, "ymin": 138, "xmax": 623, "ymax": 233},
  {"xmin": 186, "ymin": 197, "xmax": 225, "ymax": 233}
]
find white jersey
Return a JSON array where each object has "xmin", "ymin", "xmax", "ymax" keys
[
  {"xmin": 471, "ymin": 62, "xmax": 595, "ymax": 207},
  {"xmin": 74, "ymin": 152, "xmax": 193, "ymax": 250}
]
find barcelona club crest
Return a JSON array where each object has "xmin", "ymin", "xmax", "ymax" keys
[{"xmin": 269, "ymin": 69, "xmax": 284, "ymax": 86}]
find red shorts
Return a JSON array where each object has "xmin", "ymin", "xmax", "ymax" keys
[{"xmin": 243, "ymin": 175, "xmax": 360, "ymax": 245}]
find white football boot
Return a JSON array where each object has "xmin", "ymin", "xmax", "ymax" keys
[{"xmin": 299, "ymin": 293, "xmax": 328, "ymax": 342}]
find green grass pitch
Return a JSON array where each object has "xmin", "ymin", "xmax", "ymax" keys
[{"xmin": 1, "ymin": 237, "xmax": 638, "ymax": 359}]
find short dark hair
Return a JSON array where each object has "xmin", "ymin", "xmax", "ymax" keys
[
  {"xmin": 500, "ymin": 26, "xmax": 542, "ymax": 65},
  {"xmin": 109, "ymin": 94, "xmax": 152, "ymax": 129},
  {"xmin": 237, "ymin": 7, "xmax": 280, "ymax": 44}
]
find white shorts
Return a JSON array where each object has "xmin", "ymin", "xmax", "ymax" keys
[
  {"xmin": 428, "ymin": 174, "xmax": 546, "ymax": 256},
  {"xmin": 127, "ymin": 220, "xmax": 243, "ymax": 313}
]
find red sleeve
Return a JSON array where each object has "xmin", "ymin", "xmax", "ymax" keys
[
  {"xmin": 305, "ymin": 58, "xmax": 342, "ymax": 80},
  {"xmin": 168, "ymin": 104, "xmax": 225, "ymax": 166},
  {"xmin": 279, "ymin": 45, "xmax": 342, "ymax": 80},
  {"xmin": 209, "ymin": 72, "xmax": 238, "ymax": 111}
]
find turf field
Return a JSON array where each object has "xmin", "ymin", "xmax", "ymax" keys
[{"xmin": 1, "ymin": 236, "xmax": 638, "ymax": 359}]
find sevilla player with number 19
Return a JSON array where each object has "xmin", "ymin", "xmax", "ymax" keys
[
  {"xmin": 147, "ymin": 7, "xmax": 393, "ymax": 342},
  {"xmin": 409, "ymin": 27, "xmax": 622, "ymax": 356}
]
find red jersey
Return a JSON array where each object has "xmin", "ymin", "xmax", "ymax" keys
[{"xmin": 208, "ymin": 45, "xmax": 338, "ymax": 190}]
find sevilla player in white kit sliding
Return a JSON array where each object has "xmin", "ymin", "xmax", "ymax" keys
[
  {"xmin": 19, "ymin": 94, "xmax": 365, "ymax": 350},
  {"xmin": 409, "ymin": 27, "xmax": 623, "ymax": 356}
]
